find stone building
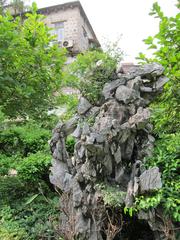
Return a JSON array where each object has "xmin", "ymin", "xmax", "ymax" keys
[{"xmin": 38, "ymin": 1, "xmax": 100, "ymax": 56}]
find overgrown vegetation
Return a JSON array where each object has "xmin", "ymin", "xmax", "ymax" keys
[
  {"xmin": 0, "ymin": 2, "xmax": 66, "ymax": 118},
  {"xmin": 0, "ymin": 3, "xmax": 65, "ymax": 239},
  {"xmin": 63, "ymin": 49, "xmax": 122, "ymax": 104},
  {"xmin": 136, "ymin": 1, "xmax": 180, "ymax": 222}
]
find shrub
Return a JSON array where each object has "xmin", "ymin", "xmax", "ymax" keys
[
  {"xmin": 0, "ymin": 3, "xmax": 66, "ymax": 119},
  {"xmin": 0, "ymin": 121, "xmax": 50, "ymax": 157},
  {"xmin": 136, "ymin": 2, "xmax": 180, "ymax": 222},
  {"xmin": 0, "ymin": 206, "xmax": 28, "ymax": 240},
  {"xmin": 95, "ymin": 183, "xmax": 126, "ymax": 208},
  {"xmin": 0, "ymin": 194, "xmax": 60, "ymax": 240},
  {"xmin": 65, "ymin": 136, "xmax": 76, "ymax": 155},
  {"xmin": 17, "ymin": 151, "xmax": 51, "ymax": 183},
  {"xmin": 0, "ymin": 177, "xmax": 28, "ymax": 207},
  {"xmin": 64, "ymin": 50, "xmax": 120, "ymax": 104}
]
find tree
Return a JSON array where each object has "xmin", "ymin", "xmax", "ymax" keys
[
  {"xmin": 0, "ymin": 0, "xmax": 7, "ymax": 15},
  {"xmin": 0, "ymin": 3, "xmax": 66, "ymax": 119},
  {"xmin": 136, "ymin": 2, "xmax": 180, "ymax": 222},
  {"xmin": 137, "ymin": 1, "xmax": 180, "ymax": 134},
  {"xmin": 10, "ymin": 0, "xmax": 28, "ymax": 14}
]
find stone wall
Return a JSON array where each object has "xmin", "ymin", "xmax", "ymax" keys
[{"xmin": 49, "ymin": 63, "xmax": 169, "ymax": 240}]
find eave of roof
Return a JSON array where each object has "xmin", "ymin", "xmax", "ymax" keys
[{"xmin": 38, "ymin": 1, "xmax": 100, "ymax": 47}]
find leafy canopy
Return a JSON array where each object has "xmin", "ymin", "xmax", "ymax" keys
[
  {"xmin": 0, "ymin": 3, "xmax": 66, "ymax": 119},
  {"xmin": 136, "ymin": 2, "xmax": 180, "ymax": 222}
]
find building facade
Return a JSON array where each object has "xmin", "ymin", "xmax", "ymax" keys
[{"xmin": 38, "ymin": 1, "xmax": 100, "ymax": 55}]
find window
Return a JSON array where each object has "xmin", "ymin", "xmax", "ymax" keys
[{"xmin": 53, "ymin": 21, "xmax": 64, "ymax": 42}]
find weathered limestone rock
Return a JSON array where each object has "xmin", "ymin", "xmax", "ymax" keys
[
  {"xmin": 102, "ymin": 78, "xmax": 126, "ymax": 99},
  {"xmin": 125, "ymin": 62, "xmax": 164, "ymax": 78},
  {"xmin": 49, "ymin": 62, "xmax": 167, "ymax": 240},
  {"xmin": 139, "ymin": 167, "xmax": 162, "ymax": 193},
  {"xmin": 78, "ymin": 97, "xmax": 92, "ymax": 115},
  {"xmin": 128, "ymin": 107, "xmax": 151, "ymax": 129},
  {"xmin": 115, "ymin": 85, "xmax": 139, "ymax": 104}
]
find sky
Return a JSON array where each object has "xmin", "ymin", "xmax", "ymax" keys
[{"xmin": 29, "ymin": 0, "xmax": 178, "ymax": 62}]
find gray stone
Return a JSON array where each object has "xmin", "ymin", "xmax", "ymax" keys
[
  {"xmin": 114, "ymin": 146, "xmax": 122, "ymax": 164},
  {"xmin": 128, "ymin": 107, "xmax": 151, "ymax": 129},
  {"xmin": 115, "ymin": 165, "xmax": 125, "ymax": 183},
  {"xmin": 74, "ymin": 211, "xmax": 91, "ymax": 239},
  {"xmin": 52, "ymin": 138, "xmax": 68, "ymax": 162},
  {"xmin": 124, "ymin": 135, "xmax": 135, "ymax": 160},
  {"xmin": 119, "ymin": 123, "xmax": 131, "ymax": 143},
  {"xmin": 78, "ymin": 97, "xmax": 92, "ymax": 115},
  {"xmin": 63, "ymin": 172, "xmax": 73, "ymax": 192},
  {"xmin": 139, "ymin": 167, "xmax": 162, "ymax": 193},
  {"xmin": 81, "ymin": 160, "xmax": 97, "ymax": 179},
  {"xmin": 49, "ymin": 159, "xmax": 69, "ymax": 191},
  {"xmin": 115, "ymin": 85, "xmax": 139, "ymax": 104},
  {"xmin": 62, "ymin": 116, "xmax": 79, "ymax": 136},
  {"xmin": 73, "ymin": 180, "xmax": 83, "ymax": 207},
  {"xmin": 126, "ymin": 76, "xmax": 142, "ymax": 90},
  {"xmin": 82, "ymin": 122, "xmax": 90, "ymax": 135},
  {"xmin": 127, "ymin": 63, "xmax": 164, "ymax": 78},
  {"xmin": 77, "ymin": 145, "xmax": 85, "ymax": 158},
  {"xmin": 103, "ymin": 154, "xmax": 113, "ymax": 175},
  {"xmin": 49, "ymin": 62, "xmax": 166, "ymax": 240},
  {"xmin": 140, "ymin": 86, "xmax": 153, "ymax": 93},
  {"xmin": 72, "ymin": 124, "xmax": 82, "ymax": 138},
  {"xmin": 102, "ymin": 78, "xmax": 126, "ymax": 99},
  {"xmin": 85, "ymin": 106, "xmax": 100, "ymax": 118},
  {"xmin": 153, "ymin": 76, "xmax": 169, "ymax": 90},
  {"xmin": 138, "ymin": 209, "xmax": 155, "ymax": 221}
]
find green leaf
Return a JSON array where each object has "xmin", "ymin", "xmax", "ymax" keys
[{"xmin": 25, "ymin": 194, "xmax": 39, "ymax": 205}]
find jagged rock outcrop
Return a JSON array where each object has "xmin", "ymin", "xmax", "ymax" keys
[{"xmin": 49, "ymin": 63, "xmax": 168, "ymax": 240}]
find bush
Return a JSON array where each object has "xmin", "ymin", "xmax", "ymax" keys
[
  {"xmin": 0, "ymin": 194, "xmax": 60, "ymax": 240},
  {"xmin": 0, "ymin": 177, "xmax": 28, "ymax": 207},
  {"xmin": 64, "ymin": 50, "xmax": 120, "ymax": 104},
  {"xmin": 0, "ymin": 3, "xmax": 66, "ymax": 119},
  {"xmin": 0, "ymin": 206, "xmax": 28, "ymax": 240},
  {"xmin": 65, "ymin": 136, "xmax": 76, "ymax": 155},
  {"xmin": 136, "ymin": 2, "xmax": 180, "ymax": 222},
  {"xmin": 143, "ymin": 133, "xmax": 180, "ymax": 221},
  {"xmin": 17, "ymin": 151, "xmax": 51, "ymax": 183},
  {"xmin": 0, "ymin": 121, "xmax": 50, "ymax": 157}
]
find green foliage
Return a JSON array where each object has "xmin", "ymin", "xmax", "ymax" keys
[
  {"xmin": 56, "ymin": 93, "xmax": 79, "ymax": 121},
  {"xmin": 136, "ymin": 2, "xmax": 180, "ymax": 222},
  {"xmin": 135, "ymin": 192, "xmax": 162, "ymax": 211},
  {"xmin": 96, "ymin": 183, "xmax": 126, "ymax": 208},
  {"xmin": 124, "ymin": 206, "xmax": 137, "ymax": 217},
  {"xmin": 144, "ymin": 134, "xmax": 180, "ymax": 221},
  {"xmin": 0, "ymin": 3, "xmax": 66, "ymax": 239},
  {"xmin": 137, "ymin": 2, "xmax": 180, "ymax": 133},
  {"xmin": 0, "ymin": 206, "xmax": 28, "ymax": 240},
  {"xmin": 17, "ymin": 151, "xmax": 51, "ymax": 183},
  {"xmin": 0, "ymin": 5, "xmax": 66, "ymax": 118},
  {"xmin": 65, "ymin": 135, "xmax": 75, "ymax": 155},
  {"xmin": 0, "ymin": 193, "xmax": 60, "ymax": 240},
  {"xmin": 14, "ymin": 194, "xmax": 59, "ymax": 240},
  {"xmin": 0, "ymin": 177, "xmax": 28, "ymax": 206},
  {"xmin": 0, "ymin": 121, "xmax": 50, "ymax": 156},
  {"xmin": 64, "ymin": 49, "xmax": 119, "ymax": 104}
]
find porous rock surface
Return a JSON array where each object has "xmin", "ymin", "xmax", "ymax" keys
[{"xmin": 50, "ymin": 63, "xmax": 167, "ymax": 240}]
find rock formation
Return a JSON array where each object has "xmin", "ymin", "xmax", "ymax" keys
[{"xmin": 49, "ymin": 63, "xmax": 168, "ymax": 240}]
